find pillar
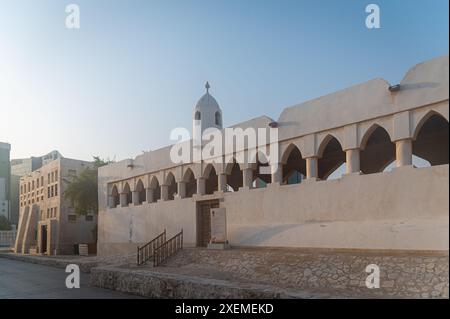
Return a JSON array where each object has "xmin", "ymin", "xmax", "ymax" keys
[
  {"xmin": 242, "ymin": 168, "xmax": 253, "ymax": 188},
  {"xmin": 160, "ymin": 185, "xmax": 169, "ymax": 201},
  {"xmin": 132, "ymin": 191, "xmax": 140, "ymax": 205},
  {"xmin": 146, "ymin": 188, "xmax": 154, "ymax": 203},
  {"xmin": 271, "ymin": 163, "xmax": 282, "ymax": 184},
  {"xmin": 345, "ymin": 149, "xmax": 360, "ymax": 174},
  {"xmin": 395, "ymin": 139, "xmax": 413, "ymax": 167},
  {"xmin": 197, "ymin": 178, "xmax": 206, "ymax": 195},
  {"xmin": 120, "ymin": 193, "xmax": 128, "ymax": 207},
  {"xmin": 218, "ymin": 173, "xmax": 227, "ymax": 192},
  {"xmin": 108, "ymin": 195, "xmax": 115, "ymax": 208},
  {"xmin": 177, "ymin": 181, "xmax": 186, "ymax": 198},
  {"xmin": 306, "ymin": 157, "xmax": 318, "ymax": 179}
]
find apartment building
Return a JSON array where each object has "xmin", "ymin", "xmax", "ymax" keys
[{"xmin": 15, "ymin": 157, "xmax": 97, "ymax": 255}]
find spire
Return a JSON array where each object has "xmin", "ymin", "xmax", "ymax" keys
[{"xmin": 205, "ymin": 81, "xmax": 210, "ymax": 94}]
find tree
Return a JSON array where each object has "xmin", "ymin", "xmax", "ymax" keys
[
  {"xmin": 63, "ymin": 156, "xmax": 111, "ymax": 216},
  {"xmin": 0, "ymin": 216, "xmax": 11, "ymax": 231}
]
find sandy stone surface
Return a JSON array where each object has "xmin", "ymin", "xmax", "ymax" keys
[{"xmin": 121, "ymin": 247, "xmax": 449, "ymax": 298}]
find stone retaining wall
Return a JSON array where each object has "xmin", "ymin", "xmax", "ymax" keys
[{"xmin": 161, "ymin": 248, "xmax": 449, "ymax": 299}]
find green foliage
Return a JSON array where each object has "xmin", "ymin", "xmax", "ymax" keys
[
  {"xmin": 0, "ymin": 216, "xmax": 11, "ymax": 231},
  {"xmin": 64, "ymin": 156, "xmax": 111, "ymax": 216}
]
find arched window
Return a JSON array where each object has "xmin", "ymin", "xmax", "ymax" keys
[
  {"xmin": 122, "ymin": 183, "xmax": 132, "ymax": 206},
  {"xmin": 318, "ymin": 136, "xmax": 345, "ymax": 180},
  {"xmin": 183, "ymin": 169, "xmax": 197, "ymax": 198},
  {"xmin": 215, "ymin": 111, "xmax": 221, "ymax": 126},
  {"xmin": 282, "ymin": 145, "xmax": 306, "ymax": 185},
  {"xmin": 195, "ymin": 111, "xmax": 201, "ymax": 120},
  {"xmin": 360, "ymin": 126, "xmax": 395, "ymax": 174},
  {"xmin": 166, "ymin": 173, "xmax": 177, "ymax": 200},
  {"xmin": 149, "ymin": 177, "xmax": 161, "ymax": 202},
  {"xmin": 111, "ymin": 185, "xmax": 120, "ymax": 208},
  {"xmin": 204, "ymin": 164, "xmax": 218, "ymax": 194},
  {"xmin": 226, "ymin": 161, "xmax": 243, "ymax": 191},
  {"xmin": 413, "ymin": 113, "xmax": 449, "ymax": 166},
  {"xmin": 135, "ymin": 179, "xmax": 146, "ymax": 205}
]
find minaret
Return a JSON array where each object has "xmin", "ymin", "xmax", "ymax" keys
[{"xmin": 193, "ymin": 82, "xmax": 223, "ymax": 140}]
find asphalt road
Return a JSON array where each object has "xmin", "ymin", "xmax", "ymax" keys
[{"xmin": 0, "ymin": 257, "xmax": 142, "ymax": 299}]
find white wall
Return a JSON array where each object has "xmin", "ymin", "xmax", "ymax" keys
[{"xmin": 98, "ymin": 165, "xmax": 449, "ymax": 255}]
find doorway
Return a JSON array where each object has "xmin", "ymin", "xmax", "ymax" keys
[
  {"xmin": 196, "ymin": 200, "xmax": 219, "ymax": 247},
  {"xmin": 41, "ymin": 225, "xmax": 48, "ymax": 254}
]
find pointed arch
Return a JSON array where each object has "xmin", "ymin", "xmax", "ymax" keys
[
  {"xmin": 360, "ymin": 123, "xmax": 393, "ymax": 150},
  {"xmin": 317, "ymin": 135, "xmax": 345, "ymax": 180},
  {"xmin": 135, "ymin": 179, "xmax": 146, "ymax": 205},
  {"xmin": 281, "ymin": 144, "xmax": 306, "ymax": 185},
  {"xmin": 182, "ymin": 168, "xmax": 196, "ymax": 198},
  {"xmin": 413, "ymin": 112, "xmax": 449, "ymax": 165},
  {"xmin": 122, "ymin": 182, "xmax": 132, "ymax": 206},
  {"xmin": 252, "ymin": 152, "xmax": 270, "ymax": 188},
  {"xmin": 204, "ymin": 164, "xmax": 218, "ymax": 194},
  {"xmin": 226, "ymin": 160, "xmax": 242, "ymax": 191},
  {"xmin": 360, "ymin": 125, "xmax": 395, "ymax": 174},
  {"xmin": 149, "ymin": 176, "xmax": 161, "ymax": 202},
  {"xmin": 165, "ymin": 172, "xmax": 177, "ymax": 200},
  {"xmin": 111, "ymin": 185, "xmax": 120, "ymax": 208}
]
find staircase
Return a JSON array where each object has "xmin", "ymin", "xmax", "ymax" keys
[{"xmin": 137, "ymin": 229, "xmax": 183, "ymax": 266}]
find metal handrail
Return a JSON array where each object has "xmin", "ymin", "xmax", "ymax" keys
[
  {"xmin": 153, "ymin": 229, "xmax": 183, "ymax": 267},
  {"xmin": 137, "ymin": 229, "xmax": 166, "ymax": 265}
]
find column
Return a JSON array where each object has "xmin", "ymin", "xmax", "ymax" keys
[
  {"xmin": 271, "ymin": 163, "xmax": 282, "ymax": 184},
  {"xmin": 132, "ymin": 191, "xmax": 140, "ymax": 205},
  {"xmin": 119, "ymin": 193, "xmax": 128, "ymax": 207},
  {"xmin": 218, "ymin": 173, "xmax": 227, "ymax": 192},
  {"xmin": 108, "ymin": 195, "xmax": 115, "ymax": 208},
  {"xmin": 160, "ymin": 184, "xmax": 169, "ymax": 201},
  {"xmin": 177, "ymin": 181, "xmax": 186, "ymax": 199},
  {"xmin": 395, "ymin": 139, "xmax": 413, "ymax": 167},
  {"xmin": 345, "ymin": 149, "xmax": 360, "ymax": 174},
  {"xmin": 146, "ymin": 188, "xmax": 154, "ymax": 203},
  {"xmin": 242, "ymin": 168, "xmax": 253, "ymax": 189},
  {"xmin": 197, "ymin": 177, "xmax": 206, "ymax": 195},
  {"xmin": 306, "ymin": 157, "xmax": 318, "ymax": 179}
]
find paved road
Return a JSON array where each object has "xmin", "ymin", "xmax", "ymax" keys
[{"xmin": 0, "ymin": 258, "xmax": 142, "ymax": 299}]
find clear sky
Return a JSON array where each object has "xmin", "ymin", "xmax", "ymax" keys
[{"xmin": 0, "ymin": 0, "xmax": 448, "ymax": 161}]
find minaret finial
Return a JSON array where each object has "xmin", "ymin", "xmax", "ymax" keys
[{"xmin": 205, "ymin": 81, "xmax": 210, "ymax": 94}]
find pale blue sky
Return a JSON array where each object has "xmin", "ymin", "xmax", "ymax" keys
[{"xmin": 0, "ymin": 0, "xmax": 448, "ymax": 161}]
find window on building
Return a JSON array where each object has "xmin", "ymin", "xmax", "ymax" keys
[
  {"xmin": 85, "ymin": 215, "xmax": 93, "ymax": 222},
  {"xmin": 55, "ymin": 170, "xmax": 58, "ymax": 181},
  {"xmin": 68, "ymin": 215, "xmax": 77, "ymax": 223}
]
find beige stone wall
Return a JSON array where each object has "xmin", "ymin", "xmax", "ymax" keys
[
  {"xmin": 224, "ymin": 165, "xmax": 449, "ymax": 251},
  {"xmin": 98, "ymin": 165, "xmax": 448, "ymax": 255}
]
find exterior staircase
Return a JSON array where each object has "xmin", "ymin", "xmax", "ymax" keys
[{"xmin": 137, "ymin": 229, "xmax": 183, "ymax": 266}]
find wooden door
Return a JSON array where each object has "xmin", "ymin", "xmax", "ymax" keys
[{"xmin": 197, "ymin": 200, "xmax": 219, "ymax": 247}]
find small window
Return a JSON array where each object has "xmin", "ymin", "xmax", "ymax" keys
[
  {"xmin": 68, "ymin": 215, "xmax": 77, "ymax": 223},
  {"xmin": 195, "ymin": 111, "xmax": 201, "ymax": 120},
  {"xmin": 215, "ymin": 111, "xmax": 221, "ymax": 126},
  {"xmin": 85, "ymin": 215, "xmax": 94, "ymax": 222}
]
